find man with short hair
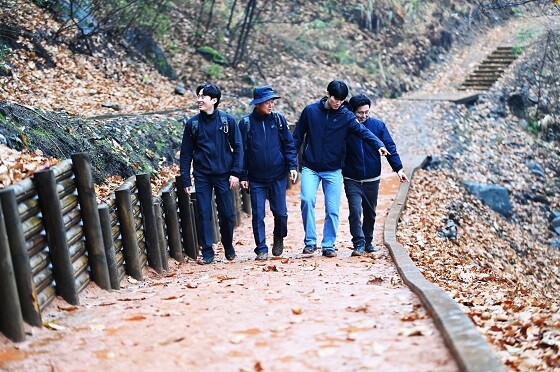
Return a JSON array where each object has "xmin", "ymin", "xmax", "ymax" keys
[
  {"xmin": 343, "ymin": 94, "xmax": 409, "ymax": 256},
  {"xmin": 240, "ymin": 86, "xmax": 298, "ymax": 260},
  {"xmin": 292, "ymin": 80, "xmax": 389, "ymax": 258},
  {"xmin": 180, "ymin": 82, "xmax": 243, "ymax": 264}
]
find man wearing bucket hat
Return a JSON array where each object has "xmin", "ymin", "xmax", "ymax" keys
[
  {"xmin": 292, "ymin": 80, "xmax": 389, "ymax": 258},
  {"xmin": 240, "ymin": 86, "xmax": 298, "ymax": 260}
]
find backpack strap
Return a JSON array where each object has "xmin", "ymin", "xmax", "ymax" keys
[
  {"xmin": 272, "ymin": 111, "xmax": 286, "ymax": 150},
  {"xmin": 189, "ymin": 114, "xmax": 200, "ymax": 140},
  {"xmin": 241, "ymin": 115, "xmax": 250, "ymax": 151}
]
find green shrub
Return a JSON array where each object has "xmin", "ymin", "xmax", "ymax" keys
[
  {"xmin": 204, "ymin": 64, "xmax": 223, "ymax": 79},
  {"xmin": 196, "ymin": 46, "xmax": 229, "ymax": 65}
]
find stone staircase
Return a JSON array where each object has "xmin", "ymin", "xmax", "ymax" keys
[{"xmin": 459, "ymin": 46, "xmax": 519, "ymax": 91}]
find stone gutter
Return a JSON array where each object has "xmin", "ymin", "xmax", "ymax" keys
[{"xmin": 383, "ymin": 155, "xmax": 505, "ymax": 372}]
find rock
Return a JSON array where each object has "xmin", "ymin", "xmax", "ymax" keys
[
  {"xmin": 174, "ymin": 83, "xmax": 186, "ymax": 95},
  {"xmin": 101, "ymin": 102, "xmax": 122, "ymax": 111},
  {"xmin": 527, "ymin": 160, "xmax": 545, "ymax": 178},
  {"xmin": 463, "ymin": 181, "xmax": 513, "ymax": 218},
  {"xmin": 551, "ymin": 216, "xmax": 560, "ymax": 235},
  {"xmin": 438, "ymin": 219, "xmax": 457, "ymax": 240},
  {"xmin": 549, "ymin": 237, "xmax": 560, "ymax": 249},
  {"xmin": 0, "ymin": 133, "xmax": 6, "ymax": 145},
  {"xmin": 550, "ymin": 209, "xmax": 560, "ymax": 221}
]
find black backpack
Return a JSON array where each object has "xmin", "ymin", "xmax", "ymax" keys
[{"xmin": 240, "ymin": 111, "xmax": 286, "ymax": 151}]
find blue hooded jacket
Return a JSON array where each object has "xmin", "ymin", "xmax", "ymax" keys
[
  {"xmin": 293, "ymin": 97, "xmax": 385, "ymax": 172},
  {"xmin": 342, "ymin": 116, "xmax": 403, "ymax": 180},
  {"xmin": 239, "ymin": 110, "xmax": 298, "ymax": 183},
  {"xmin": 180, "ymin": 110, "xmax": 243, "ymax": 187}
]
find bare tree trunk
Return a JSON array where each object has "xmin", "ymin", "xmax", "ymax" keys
[
  {"xmin": 226, "ymin": 0, "xmax": 239, "ymax": 33},
  {"xmin": 205, "ymin": 0, "xmax": 216, "ymax": 33},
  {"xmin": 232, "ymin": 0, "xmax": 257, "ymax": 67}
]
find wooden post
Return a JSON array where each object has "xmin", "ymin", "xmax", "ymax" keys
[
  {"xmin": 34, "ymin": 169, "xmax": 79, "ymax": 305},
  {"xmin": 0, "ymin": 203, "xmax": 26, "ymax": 342},
  {"xmin": 71, "ymin": 153, "xmax": 111, "ymax": 290},
  {"xmin": 98, "ymin": 205, "xmax": 120, "ymax": 290},
  {"xmin": 0, "ymin": 188, "xmax": 42, "ymax": 326},
  {"xmin": 115, "ymin": 187, "xmax": 143, "ymax": 281},
  {"xmin": 175, "ymin": 176, "xmax": 197, "ymax": 260},
  {"xmin": 153, "ymin": 202, "xmax": 169, "ymax": 271},
  {"xmin": 241, "ymin": 188, "xmax": 251, "ymax": 215},
  {"xmin": 136, "ymin": 174, "xmax": 163, "ymax": 274},
  {"xmin": 161, "ymin": 187, "xmax": 184, "ymax": 262},
  {"xmin": 211, "ymin": 191, "xmax": 219, "ymax": 244}
]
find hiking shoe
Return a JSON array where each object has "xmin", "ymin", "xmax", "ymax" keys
[
  {"xmin": 255, "ymin": 252, "xmax": 269, "ymax": 261},
  {"xmin": 351, "ymin": 247, "xmax": 365, "ymax": 257},
  {"xmin": 197, "ymin": 255, "xmax": 214, "ymax": 265},
  {"xmin": 272, "ymin": 236, "xmax": 284, "ymax": 256},
  {"xmin": 225, "ymin": 247, "xmax": 236, "ymax": 261},
  {"xmin": 322, "ymin": 247, "xmax": 337, "ymax": 257},
  {"xmin": 365, "ymin": 244, "xmax": 378, "ymax": 253},
  {"xmin": 302, "ymin": 244, "xmax": 317, "ymax": 254}
]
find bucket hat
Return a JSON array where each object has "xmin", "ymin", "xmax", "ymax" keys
[{"xmin": 249, "ymin": 85, "xmax": 281, "ymax": 105}]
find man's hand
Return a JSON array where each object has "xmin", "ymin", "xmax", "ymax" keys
[
  {"xmin": 240, "ymin": 181, "xmax": 249, "ymax": 189},
  {"xmin": 290, "ymin": 170, "xmax": 298, "ymax": 183},
  {"xmin": 378, "ymin": 147, "xmax": 390, "ymax": 157},
  {"xmin": 229, "ymin": 175, "xmax": 239, "ymax": 189},
  {"xmin": 184, "ymin": 186, "xmax": 193, "ymax": 194},
  {"xmin": 397, "ymin": 169, "xmax": 409, "ymax": 183}
]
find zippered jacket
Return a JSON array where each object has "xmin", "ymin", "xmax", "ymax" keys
[
  {"xmin": 180, "ymin": 110, "xmax": 243, "ymax": 187},
  {"xmin": 292, "ymin": 97, "xmax": 385, "ymax": 172},
  {"xmin": 240, "ymin": 110, "xmax": 297, "ymax": 183},
  {"xmin": 342, "ymin": 116, "xmax": 403, "ymax": 180}
]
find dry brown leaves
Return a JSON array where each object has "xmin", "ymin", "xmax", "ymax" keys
[
  {"xmin": 0, "ymin": 144, "xmax": 59, "ymax": 187},
  {"xmin": 397, "ymin": 169, "xmax": 560, "ymax": 369}
]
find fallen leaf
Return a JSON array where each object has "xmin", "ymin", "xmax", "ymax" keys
[
  {"xmin": 125, "ymin": 315, "xmax": 146, "ymax": 321},
  {"xmin": 230, "ymin": 334, "xmax": 246, "ymax": 344},
  {"xmin": 263, "ymin": 265, "xmax": 278, "ymax": 272},
  {"xmin": 58, "ymin": 305, "xmax": 79, "ymax": 312},
  {"xmin": 43, "ymin": 321, "xmax": 66, "ymax": 331},
  {"xmin": 292, "ymin": 307, "xmax": 303, "ymax": 315},
  {"xmin": 186, "ymin": 282, "xmax": 198, "ymax": 289}
]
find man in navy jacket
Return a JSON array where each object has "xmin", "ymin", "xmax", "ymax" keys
[
  {"xmin": 240, "ymin": 86, "xmax": 298, "ymax": 260},
  {"xmin": 180, "ymin": 83, "xmax": 243, "ymax": 264},
  {"xmin": 292, "ymin": 80, "xmax": 389, "ymax": 257},
  {"xmin": 343, "ymin": 94, "xmax": 409, "ymax": 256}
]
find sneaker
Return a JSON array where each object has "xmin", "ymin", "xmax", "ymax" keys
[
  {"xmin": 255, "ymin": 252, "xmax": 269, "ymax": 261},
  {"xmin": 365, "ymin": 244, "xmax": 378, "ymax": 253},
  {"xmin": 225, "ymin": 247, "xmax": 236, "ymax": 261},
  {"xmin": 302, "ymin": 244, "xmax": 317, "ymax": 254},
  {"xmin": 197, "ymin": 255, "xmax": 214, "ymax": 265},
  {"xmin": 351, "ymin": 246, "xmax": 365, "ymax": 256},
  {"xmin": 322, "ymin": 247, "xmax": 337, "ymax": 257},
  {"xmin": 272, "ymin": 236, "xmax": 284, "ymax": 256}
]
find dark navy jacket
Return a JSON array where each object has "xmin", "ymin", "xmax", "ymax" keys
[
  {"xmin": 180, "ymin": 110, "xmax": 243, "ymax": 187},
  {"xmin": 342, "ymin": 116, "xmax": 403, "ymax": 180},
  {"xmin": 292, "ymin": 97, "xmax": 385, "ymax": 172},
  {"xmin": 239, "ymin": 110, "xmax": 298, "ymax": 183}
]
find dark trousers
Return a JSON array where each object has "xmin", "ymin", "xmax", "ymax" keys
[
  {"xmin": 249, "ymin": 178, "xmax": 288, "ymax": 254},
  {"xmin": 343, "ymin": 178, "xmax": 380, "ymax": 249},
  {"xmin": 194, "ymin": 173, "xmax": 235, "ymax": 259}
]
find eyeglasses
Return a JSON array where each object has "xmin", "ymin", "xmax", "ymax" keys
[
  {"xmin": 197, "ymin": 94, "xmax": 210, "ymax": 99},
  {"xmin": 355, "ymin": 110, "xmax": 369, "ymax": 116}
]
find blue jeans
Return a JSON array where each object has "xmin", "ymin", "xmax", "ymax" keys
[
  {"xmin": 194, "ymin": 173, "xmax": 235, "ymax": 259},
  {"xmin": 300, "ymin": 167, "xmax": 342, "ymax": 248},
  {"xmin": 250, "ymin": 178, "xmax": 288, "ymax": 254},
  {"xmin": 343, "ymin": 178, "xmax": 380, "ymax": 249}
]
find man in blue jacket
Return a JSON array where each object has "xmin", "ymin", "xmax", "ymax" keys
[
  {"xmin": 343, "ymin": 94, "xmax": 409, "ymax": 256},
  {"xmin": 293, "ymin": 80, "xmax": 389, "ymax": 258},
  {"xmin": 240, "ymin": 86, "xmax": 298, "ymax": 260},
  {"xmin": 180, "ymin": 83, "xmax": 243, "ymax": 264}
]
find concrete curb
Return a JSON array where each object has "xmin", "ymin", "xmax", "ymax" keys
[{"xmin": 383, "ymin": 156, "xmax": 505, "ymax": 372}]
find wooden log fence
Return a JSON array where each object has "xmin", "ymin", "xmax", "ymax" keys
[{"xmin": 0, "ymin": 152, "xmax": 249, "ymax": 342}]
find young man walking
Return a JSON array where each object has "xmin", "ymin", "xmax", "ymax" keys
[
  {"xmin": 343, "ymin": 94, "xmax": 409, "ymax": 256},
  {"xmin": 292, "ymin": 80, "xmax": 389, "ymax": 258},
  {"xmin": 180, "ymin": 83, "xmax": 243, "ymax": 264},
  {"xmin": 240, "ymin": 86, "xmax": 298, "ymax": 260}
]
